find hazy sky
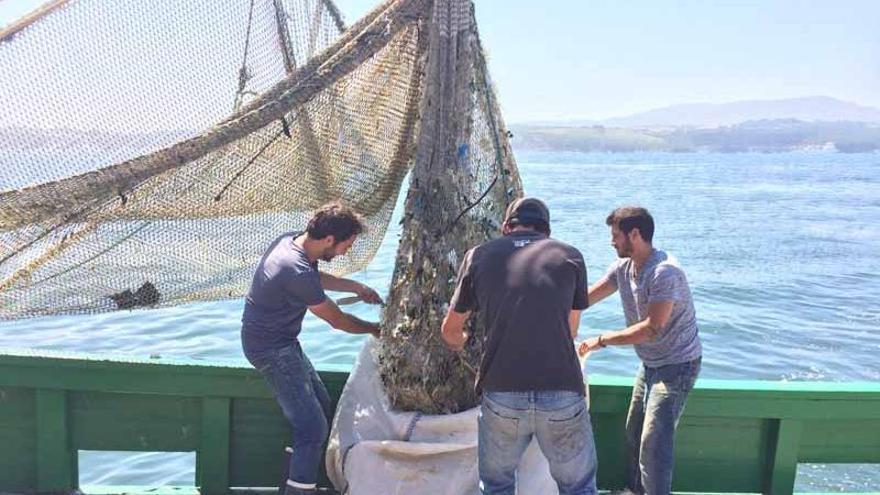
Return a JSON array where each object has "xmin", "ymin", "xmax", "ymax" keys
[{"xmin": 3, "ymin": 0, "xmax": 879, "ymax": 123}]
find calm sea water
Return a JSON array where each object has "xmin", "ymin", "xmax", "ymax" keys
[{"xmin": 2, "ymin": 151, "xmax": 879, "ymax": 491}]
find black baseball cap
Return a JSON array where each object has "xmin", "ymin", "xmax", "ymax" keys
[{"xmin": 505, "ymin": 197, "xmax": 550, "ymax": 225}]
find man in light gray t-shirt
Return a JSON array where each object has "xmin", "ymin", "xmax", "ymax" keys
[
  {"xmin": 580, "ymin": 206, "xmax": 701, "ymax": 495},
  {"xmin": 604, "ymin": 249, "xmax": 702, "ymax": 368}
]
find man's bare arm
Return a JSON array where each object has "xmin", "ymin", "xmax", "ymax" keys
[
  {"xmin": 308, "ymin": 298, "xmax": 380, "ymax": 337},
  {"xmin": 587, "ymin": 277, "xmax": 617, "ymax": 307},
  {"xmin": 318, "ymin": 271, "xmax": 383, "ymax": 304},
  {"xmin": 441, "ymin": 309, "xmax": 470, "ymax": 351},
  {"xmin": 579, "ymin": 300, "xmax": 674, "ymax": 354},
  {"xmin": 568, "ymin": 310, "xmax": 582, "ymax": 340}
]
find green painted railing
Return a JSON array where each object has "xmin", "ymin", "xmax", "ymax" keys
[{"xmin": 1, "ymin": 349, "xmax": 878, "ymax": 495}]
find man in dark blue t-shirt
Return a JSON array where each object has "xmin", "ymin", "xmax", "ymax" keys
[{"xmin": 241, "ymin": 202, "xmax": 382, "ymax": 495}]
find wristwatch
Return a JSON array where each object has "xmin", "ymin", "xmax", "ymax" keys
[{"xmin": 597, "ymin": 334, "xmax": 607, "ymax": 348}]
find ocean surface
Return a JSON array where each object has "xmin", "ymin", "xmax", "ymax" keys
[{"xmin": 2, "ymin": 151, "xmax": 879, "ymax": 491}]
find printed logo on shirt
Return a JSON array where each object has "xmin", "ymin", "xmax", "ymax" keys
[{"xmin": 514, "ymin": 239, "xmax": 533, "ymax": 248}]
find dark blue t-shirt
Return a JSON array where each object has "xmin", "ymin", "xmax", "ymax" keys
[
  {"xmin": 450, "ymin": 231, "xmax": 589, "ymax": 395},
  {"xmin": 241, "ymin": 232, "xmax": 326, "ymax": 356}
]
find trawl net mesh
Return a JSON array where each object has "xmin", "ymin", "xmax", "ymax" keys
[
  {"xmin": 1, "ymin": 0, "xmax": 426, "ymax": 317},
  {"xmin": 0, "ymin": 0, "xmax": 521, "ymax": 361}
]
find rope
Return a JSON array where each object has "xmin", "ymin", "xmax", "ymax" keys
[
  {"xmin": 479, "ymin": 48, "xmax": 514, "ymax": 202},
  {"xmin": 213, "ymin": 128, "xmax": 285, "ymax": 202},
  {"xmin": 233, "ymin": 0, "xmax": 258, "ymax": 111},
  {"xmin": 444, "ymin": 174, "xmax": 498, "ymax": 236},
  {"xmin": 403, "ymin": 412, "xmax": 422, "ymax": 441},
  {"xmin": 443, "ymin": 40, "xmax": 512, "ymax": 235}
]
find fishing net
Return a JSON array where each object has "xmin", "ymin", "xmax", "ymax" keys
[
  {"xmin": 376, "ymin": 0, "xmax": 522, "ymax": 413},
  {"xmin": 3, "ymin": 0, "xmax": 522, "ymax": 416},
  {"xmin": 1, "ymin": 1, "xmax": 522, "ymax": 416},
  {"xmin": 0, "ymin": 0, "xmax": 430, "ymax": 317}
]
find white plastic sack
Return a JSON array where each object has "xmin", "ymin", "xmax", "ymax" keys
[{"xmin": 326, "ymin": 340, "xmax": 591, "ymax": 495}]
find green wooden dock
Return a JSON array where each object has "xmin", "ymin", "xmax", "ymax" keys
[{"xmin": 1, "ymin": 349, "xmax": 878, "ymax": 494}]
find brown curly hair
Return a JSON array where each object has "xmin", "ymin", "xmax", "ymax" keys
[
  {"xmin": 606, "ymin": 206, "xmax": 654, "ymax": 243},
  {"xmin": 306, "ymin": 201, "xmax": 365, "ymax": 243}
]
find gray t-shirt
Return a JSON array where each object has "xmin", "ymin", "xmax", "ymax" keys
[
  {"xmin": 600, "ymin": 249, "xmax": 701, "ymax": 367},
  {"xmin": 241, "ymin": 232, "xmax": 326, "ymax": 356}
]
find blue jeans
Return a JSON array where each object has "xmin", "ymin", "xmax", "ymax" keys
[
  {"xmin": 626, "ymin": 357, "xmax": 701, "ymax": 495},
  {"xmin": 246, "ymin": 343, "xmax": 332, "ymax": 492},
  {"xmin": 478, "ymin": 390, "xmax": 598, "ymax": 495}
]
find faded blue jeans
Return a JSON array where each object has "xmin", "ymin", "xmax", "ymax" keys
[
  {"xmin": 478, "ymin": 390, "xmax": 598, "ymax": 495},
  {"xmin": 626, "ymin": 357, "xmax": 701, "ymax": 495},
  {"xmin": 246, "ymin": 342, "xmax": 332, "ymax": 494}
]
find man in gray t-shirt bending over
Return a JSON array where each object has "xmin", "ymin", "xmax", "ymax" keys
[
  {"xmin": 241, "ymin": 202, "xmax": 382, "ymax": 495},
  {"xmin": 580, "ymin": 206, "xmax": 701, "ymax": 495}
]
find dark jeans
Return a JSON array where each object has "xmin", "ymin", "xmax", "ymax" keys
[
  {"xmin": 478, "ymin": 390, "xmax": 598, "ymax": 495},
  {"xmin": 246, "ymin": 343, "xmax": 332, "ymax": 492},
  {"xmin": 626, "ymin": 357, "xmax": 701, "ymax": 495}
]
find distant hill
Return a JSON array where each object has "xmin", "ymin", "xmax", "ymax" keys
[
  {"xmin": 601, "ymin": 96, "xmax": 880, "ymax": 128},
  {"xmin": 510, "ymin": 119, "xmax": 880, "ymax": 153}
]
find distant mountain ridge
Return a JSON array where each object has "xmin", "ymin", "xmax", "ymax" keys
[
  {"xmin": 507, "ymin": 96, "xmax": 880, "ymax": 152},
  {"xmin": 509, "ymin": 119, "xmax": 880, "ymax": 153},
  {"xmin": 602, "ymin": 96, "xmax": 880, "ymax": 128}
]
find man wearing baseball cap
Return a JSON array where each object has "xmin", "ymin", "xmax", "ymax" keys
[{"xmin": 441, "ymin": 197, "xmax": 598, "ymax": 495}]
